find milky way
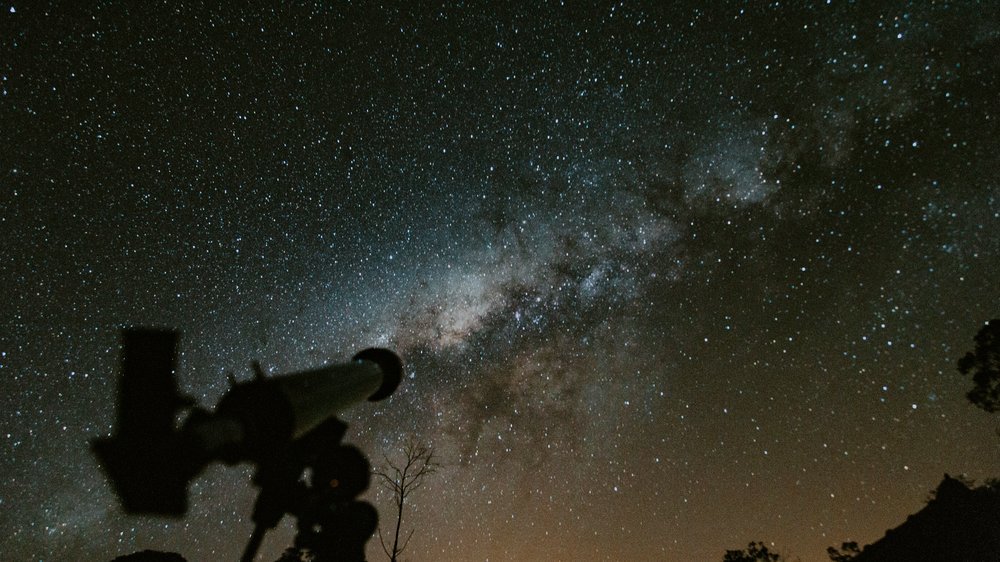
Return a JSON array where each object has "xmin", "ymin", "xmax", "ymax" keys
[{"xmin": 3, "ymin": 2, "xmax": 999, "ymax": 561}]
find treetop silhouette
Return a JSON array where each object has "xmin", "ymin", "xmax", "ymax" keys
[{"xmin": 957, "ymin": 319, "xmax": 1000, "ymax": 412}]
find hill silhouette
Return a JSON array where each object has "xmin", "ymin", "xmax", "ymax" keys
[{"xmin": 846, "ymin": 474, "xmax": 1000, "ymax": 562}]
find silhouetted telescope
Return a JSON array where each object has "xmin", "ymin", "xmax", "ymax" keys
[{"xmin": 92, "ymin": 328, "xmax": 402, "ymax": 516}]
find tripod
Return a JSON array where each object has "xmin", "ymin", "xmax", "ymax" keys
[{"xmin": 241, "ymin": 418, "xmax": 377, "ymax": 562}]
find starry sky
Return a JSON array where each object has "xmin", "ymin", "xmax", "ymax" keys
[{"xmin": 2, "ymin": 2, "xmax": 999, "ymax": 561}]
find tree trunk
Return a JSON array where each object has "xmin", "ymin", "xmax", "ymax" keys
[{"xmin": 391, "ymin": 496, "xmax": 404, "ymax": 561}]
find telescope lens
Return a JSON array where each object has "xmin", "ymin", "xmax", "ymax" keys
[{"xmin": 352, "ymin": 348, "xmax": 403, "ymax": 401}]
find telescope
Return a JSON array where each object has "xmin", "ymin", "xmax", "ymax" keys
[{"xmin": 92, "ymin": 328, "xmax": 403, "ymax": 561}]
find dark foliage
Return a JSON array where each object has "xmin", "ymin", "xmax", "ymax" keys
[
  {"xmin": 957, "ymin": 319, "xmax": 1000, "ymax": 412},
  {"xmin": 827, "ymin": 541, "xmax": 861, "ymax": 561},
  {"xmin": 723, "ymin": 541, "xmax": 782, "ymax": 561}
]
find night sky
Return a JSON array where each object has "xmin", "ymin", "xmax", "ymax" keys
[{"xmin": 3, "ymin": 2, "xmax": 999, "ymax": 561}]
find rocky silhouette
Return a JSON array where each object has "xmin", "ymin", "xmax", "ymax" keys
[{"xmin": 841, "ymin": 474, "xmax": 1000, "ymax": 561}]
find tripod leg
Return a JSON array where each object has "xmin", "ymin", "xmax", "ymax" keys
[{"xmin": 241, "ymin": 524, "xmax": 267, "ymax": 562}]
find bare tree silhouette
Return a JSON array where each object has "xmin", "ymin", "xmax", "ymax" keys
[{"xmin": 374, "ymin": 440, "xmax": 439, "ymax": 562}]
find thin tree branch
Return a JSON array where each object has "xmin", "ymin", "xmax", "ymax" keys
[
  {"xmin": 398, "ymin": 528, "xmax": 416, "ymax": 554},
  {"xmin": 377, "ymin": 526, "xmax": 391, "ymax": 558}
]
